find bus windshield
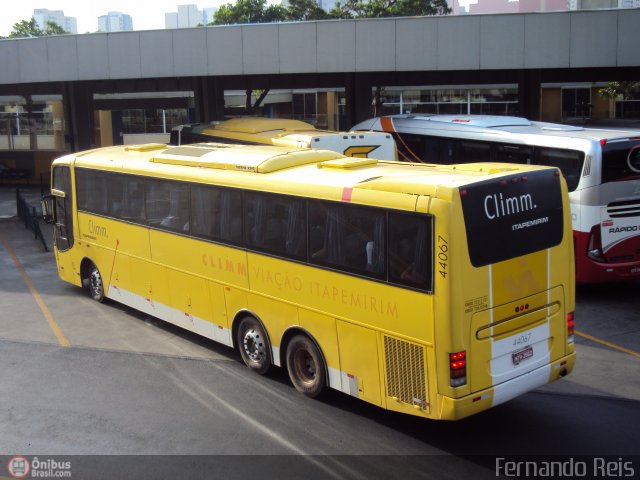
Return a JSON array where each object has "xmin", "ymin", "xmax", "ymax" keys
[{"xmin": 602, "ymin": 139, "xmax": 640, "ymax": 184}]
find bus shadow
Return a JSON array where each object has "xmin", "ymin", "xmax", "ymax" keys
[{"xmin": 314, "ymin": 385, "xmax": 640, "ymax": 458}]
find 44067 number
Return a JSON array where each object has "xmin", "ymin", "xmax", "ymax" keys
[{"xmin": 438, "ymin": 235, "xmax": 448, "ymax": 279}]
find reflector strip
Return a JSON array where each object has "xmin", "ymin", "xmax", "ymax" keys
[{"xmin": 341, "ymin": 187, "xmax": 353, "ymax": 202}]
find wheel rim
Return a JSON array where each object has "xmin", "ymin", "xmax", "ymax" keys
[
  {"xmin": 242, "ymin": 328, "xmax": 266, "ymax": 364},
  {"xmin": 90, "ymin": 269, "xmax": 103, "ymax": 297},
  {"xmin": 293, "ymin": 348, "xmax": 316, "ymax": 386}
]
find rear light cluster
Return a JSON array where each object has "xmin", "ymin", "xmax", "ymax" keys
[
  {"xmin": 567, "ymin": 312, "xmax": 575, "ymax": 344},
  {"xmin": 587, "ymin": 225, "xmax": 605, "ymax": 261},
  {"xmin": 449, "ymin": 351, "xmax": 467, "ymax": 387}
]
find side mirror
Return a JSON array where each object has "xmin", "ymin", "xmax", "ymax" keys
[{"xmin": 41, "ymin": 195, "xmax": 53, "ymax": 224}]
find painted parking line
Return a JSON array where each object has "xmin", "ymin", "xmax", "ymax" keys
[
  {"xmin": 576, "ymin": 330, "xmax": 640, "ymax": 359},
  {"xmin": 0, "ymin": 234, "xmax": 70, "ymax": 348}
]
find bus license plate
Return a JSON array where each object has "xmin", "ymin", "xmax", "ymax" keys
[{"xmin": 512, "ymin": 346, "xmax": 533, "ymax": 365}]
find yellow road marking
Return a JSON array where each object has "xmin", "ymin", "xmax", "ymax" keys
[
  {"xmin": 0, "ymin": 234, "xmax": 70, "ymax": 348},
  {"xmin": 576, "ymin": 329, "xmax": 640, "ymax": 359}
]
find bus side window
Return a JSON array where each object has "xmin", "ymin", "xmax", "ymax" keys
[
  {"xmin": 495, "ymin": 144, "xmax": 533, "ymax": 165},
  {"xmin": 245, "ymin": 193, "xmax": 306, "ymax": 259},
  {"xmin": 535, "ymin": 148, "xmax": 584, "ymax": 192},
  {"xmin": 147, "ymin": 181, "xmax": 189, "ymax": 231},
  {"xmin": 454, "ymin": 140, "xmax": 492, "ymax": 164},
  {"xmin": 84, "ymin": 172, "xmax": 142, "ymax": 222},
  {"xmin": 76, "ymin": 169, "xmax": 107, "ymax": 214},
  {"xmin": 107, "ymin": 175, "xmax": 127, "ymax": 218},
  {"xmin": 309, "ymin": 201, "xmax": 384, "ymax": 276},
  {"xmin": 191, "ymin": 186, "xmax": 217, "ymax": 238},
  {"xmin": 121, "ymin": 178, "xmax": 145, "ymax": 222},
  {"xmin": 438, "ymin": 138, "xmax": 455, "ymax": 164},
  {"xmin": 388, "ymin": 212, "xmax": 432, "ymax": 290},
  {"xmin": 191, "ymin": 186, "xmax": 242, "ymax": 244}
]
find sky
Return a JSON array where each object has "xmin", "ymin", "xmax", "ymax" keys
[{"xmin": 1, "ymin": 0, "xmax": 475, "ymax": 37}]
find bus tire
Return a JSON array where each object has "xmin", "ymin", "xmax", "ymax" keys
[
  {"xmin": 286, "ymin": 335, "xmax": 326, "ymax": 398},
  {"xmin": 237, "ymin": 316, "xmax": 271, "ymax": 375},
  {"xmin": 87, "ymin": 263, "xmax": 105, "ymax": 303}
]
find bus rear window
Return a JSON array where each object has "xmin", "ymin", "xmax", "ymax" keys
[
  {"xmin": 601, "ymin": 140, "xmax": 640, "ymax": 184},
  {"xmin": 460, "ymin": 169, "xmax": 564, "ymax": 267},
  {"xmin": 535, "ymin": 148, "xmax": 584, "ymax": 192}
]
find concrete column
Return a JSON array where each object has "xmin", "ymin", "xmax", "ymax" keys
[
  {"xmin": 64, "ymin": 82, "xmax": 95, "ymax": 152},
  {"xmin": 518, "ymin": 71, "xmax": 542, "ymax": 121},
  {"xmin": 344, "ymin": 73, "xmax": 373, "ymax": 130},
  {"xmin": 194, "ymin": 77, "xmax": 225, "ymax": 123}
]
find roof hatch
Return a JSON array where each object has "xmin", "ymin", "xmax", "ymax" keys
[
  {"xmin": 151, "ymin": 144, "xmax": 343, "ymax": 173},
  {"xmin": 317, "ymin": 158, "xmax": 378, "ymax": 169}
]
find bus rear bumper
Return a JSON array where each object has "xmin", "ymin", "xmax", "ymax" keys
[
  {"xmin": 574, "ymin": 231, "xmax": 640, "ymax": 283},
  {"xmin": 438, "ymin": 352, "xmax": 576, "ymax": 421},
  {"xmin": 577, "ymin": 258, "xmax": 640, "ymax": 283}
]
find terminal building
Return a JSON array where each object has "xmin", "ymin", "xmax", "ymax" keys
[{"xmin": 0, "ymin": 10, "xmax": 638, "ymax": 182}]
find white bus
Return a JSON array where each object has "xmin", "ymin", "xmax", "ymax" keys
[{"xmin": 352, "ymin": 114, "xmax": 640, "ymax": 284}]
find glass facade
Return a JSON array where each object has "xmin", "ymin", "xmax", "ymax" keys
[
  {"xmin": 615, "ymin": 88, "xmax": 640, "ymax": 119},
  {"xmin": 372, "ymin": 86, "xmax": 519, "ymax": 117},
  {"xmin": 119, "ymin": 109, "xmax": 189, "ymax": 135},
  {"xmin": 0, "ymin": 95, "xmax": 67, "ymax": 151}
]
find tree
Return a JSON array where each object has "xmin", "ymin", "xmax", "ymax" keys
[
  {"xmin": 598, "ymin": 81, "xmax": 640, "ymax": 100},
  {"xmin": 210, "ymin": 0, "xmax": 450, "ymax": 25},
  {"xmin": 7, "ymin": 17, "xmax": 68, "ymax": 38},
  {"xmin": 8, "ymin": 18, "xmax": 41, "ymax": 38},
  {"xmin": 43, "ymin": 20, "xmax": 68, "ymax": 35},
  {"xmin": 213, "ymin": 0, "xmax": 287, "ymax": 25},
  {"xmin": 286, "ymin": 0, "xmax": 332, "ymax": 21},
  {"xmin": 331, "ymin": 0, "xmax": 451, "ymax": 18}
]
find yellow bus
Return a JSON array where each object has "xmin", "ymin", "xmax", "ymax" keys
[
  {"xmin": 45, "ymin": 142, "xmax": 576, "ymax": 420},
  {"xmin": 170, "ymin": 117, "xmax": 397, "ymax": 160}
]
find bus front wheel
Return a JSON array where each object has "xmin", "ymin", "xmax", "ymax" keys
[
  {"xmin": 237, "ymin": 316, "xmax": 271, "ymax": 375},
  {"xmin": 87, "ymin": 263, "xmax": 105, "ymax": 303},
  {"xmin": 286, "ymin": 335, "xmax": 326, "ymax": 398}
]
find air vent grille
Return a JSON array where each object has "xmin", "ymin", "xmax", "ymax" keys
[
  {"xmin": 384, "ymin": 336, "xmax": 428, "ymax": 410},
  {"xmin": 607, "ymin": 199, "xmax": 640, "ymax": 218}
]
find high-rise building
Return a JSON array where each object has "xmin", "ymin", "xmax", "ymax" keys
[
  {"xmin": 33, "ymin": 9, "xmax": 77, "ymax": 34},
  {"xmin": 202, "ymin": 7, "xmax": 217, "ymax": 25},
  {"xmin": 165, "ymin": 4, "xmax": 217, "ymax": 29},
  {"xmin": 569, "ymin": 0, "xmax": 640, "ymax": 8},
  {"xmin": 98, "ymin": 12, "xmax": 133, "ymax": 32},
  {"xmin": 460, "ymin": 0, "xmax": 639, "ymax": 14},
  {"xmin": 317, "ymin": 0, "xmax": 340, "ymax": 10}
]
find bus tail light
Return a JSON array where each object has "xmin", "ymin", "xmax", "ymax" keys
[
  {"xmin": 586, "ymin": 225, "xmax": 605, "ymax": 261},
  {"xmin": 567, "ymin": 312, "xmax": 575, "ymax": 344},
  {"xmin": 449, "ymin": 351, "xmax": 467, "ymax": 387}
]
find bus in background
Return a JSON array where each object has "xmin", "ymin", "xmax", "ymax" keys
[
  {"xmin": 353, "ymin": 114, "xmax": 640, "ymax": 284},
  {"xmin": 170, "ymin": 117, "xmax": 397, "ymax": 160},
  {"xmin": 43, "ymin": 142, "xmax": 575, "ymax": 421}
]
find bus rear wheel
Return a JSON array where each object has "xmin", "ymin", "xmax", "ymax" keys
[
  {"xmin": 286, "ymin": 335, "xmax": 326, "ymax": 398},
  {"xmin": 237, "ymin": 316, "xmax": 271, "ymax": 375},
  {"xmin": 87, "ymin": 263, "xmax": 104, "ymax": 303}
]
